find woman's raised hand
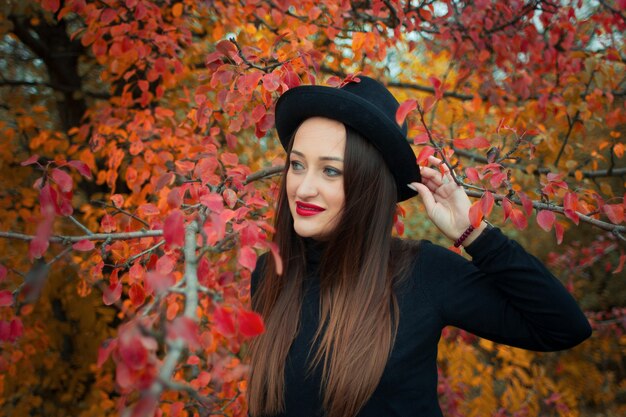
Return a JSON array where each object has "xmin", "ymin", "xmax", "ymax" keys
[{"xmin": 408, "ymin": 156, "xmax": 486, "ymax": 245}]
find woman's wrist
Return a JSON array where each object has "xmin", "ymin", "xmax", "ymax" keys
[{"xmin": 456, "ymin": 221, "xmax": 490, "ymax": 248}]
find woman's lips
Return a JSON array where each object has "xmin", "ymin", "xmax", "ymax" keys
[{"xmin": 295, "ymin": 201, "xmax": 326, "ymax": 216}]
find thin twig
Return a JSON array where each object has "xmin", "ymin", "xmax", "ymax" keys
[{"xmin": 68, "ymin": 215, "xmax": 93, "ymax": 235}]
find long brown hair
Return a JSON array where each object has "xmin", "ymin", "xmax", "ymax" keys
[{"xmin": 248, "ymin": 124, "xmax": 418, "ymax": 417}]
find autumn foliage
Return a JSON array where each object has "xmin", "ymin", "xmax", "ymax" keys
[{"xmin": 0, "ymin": 0, "xmax": 625, "ymax": 416}]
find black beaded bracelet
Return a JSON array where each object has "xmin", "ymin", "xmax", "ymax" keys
[{"xmin": 453, "ymin": 224, "xmax": 476, "ymax": 247}]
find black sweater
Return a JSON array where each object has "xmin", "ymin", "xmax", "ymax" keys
[{"xmin": 250, "ymin": 227, "xmax": 592, "ymax": 417}]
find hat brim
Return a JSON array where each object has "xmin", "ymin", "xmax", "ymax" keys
[{"xmin": 275, "ymin": 85, "xmax": 421, "ymax": 202}]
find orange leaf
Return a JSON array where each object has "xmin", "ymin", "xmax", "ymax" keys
[
  {"xmin": 480, "ymin": 191, "xmax": 494, "ymax": 217},
  {"xmin": 469, "ymin": 201, "xmax": 483, "ymax": 228},
  {"xmin": 172, "ymin": 3, "xmax": 183, "ymax": 17},
  {"xmin": 453, "ymin": 136, "xmax": 490, "ymax": 149},
  {"xmin": 416, "ymin": 146, "xmax": 435, "ymax": 165}
]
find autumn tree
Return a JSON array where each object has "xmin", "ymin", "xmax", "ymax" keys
[{"xmin": 0, "ymin": 1, "xmax": 625, "ymax": 416}]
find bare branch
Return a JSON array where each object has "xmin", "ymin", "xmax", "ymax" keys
[
  {"xmin": 0, "ymin": 230, "xmax": 162, "ymax": 243},
  {"xmin": 245, "ymin": 165, "xmax": 284, "ymax": 184}
]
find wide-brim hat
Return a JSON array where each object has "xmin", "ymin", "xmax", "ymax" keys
[{"xmin": 274, "ymin": 75, "xmax": 420, "ymax": 202}]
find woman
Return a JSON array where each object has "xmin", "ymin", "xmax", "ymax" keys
[{"xmin": 247, "ymin": 76, "xmax": 591, "ymax": 417}]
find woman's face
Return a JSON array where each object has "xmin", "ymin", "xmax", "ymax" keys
[{"xmin": 286, "ymin": 117, "xmax": 346, "ymax": 240}]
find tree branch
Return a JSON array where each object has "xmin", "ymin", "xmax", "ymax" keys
[{"xmin": 0, "ymin": 230, "xmax": 162, "ymax": 243}]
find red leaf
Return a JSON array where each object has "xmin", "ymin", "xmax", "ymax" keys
[
  {"xmin": 97, "ymin": 338, "xmax": 118, "ymax": 368},
  {"xmin": 39, "ymin": 183, "xmax": 59, "ymax": 215},
  {"xmin": 396, "ymin": 99, "xmax": 416, "ymax": 125},
  {"xmin": 72, "ymin": 239, "xmax": 95, "ymax": 251},
  {"xmin": 156, "ymin": 255, "xmax": 176, "ymax": 274},
  {"xmin": 168, "ymin": 316, "xmax": 201, "ymax": 350},
  {"xmin": 129, "ymin": 283, "xmax": 146, "ymax": 307},
  {"xmin": 603, "ymin": 204, "xmax": 624, "ymax": 224},
  {"xmin": 9, "ymin": 318, "xmax": 23, "ymax": 342},
  {"xmin": 536, "ymin": 210, "xmax": 556, "ymax": 232},
  {"xmin": 101, "ymin": 214, "xmax": 116, "ymax": 232},
  {"xmin": 453, "ymin": 137, "xmax": 490, "ymax": 149},
  {"xmin": 490, "ymin": 171, "xmax": 507, "ymax": 188},
  {"xmin": 29, "ymin": 213, "xmax": 54, "ymax": 260},
  {"xmin": 213, "ymin": 306, "xmax": 236, "ymax": 336},
  {"xmin": 262, "ymin": 72, "xmax": 281, "ymax": 92},
  {"xmin": 238, "ymin": 309, "xmax": 265, "ymax": 337},
  {"xmin": 502, "ymin": 198, "xmax": 512, "ymax": 220},
  {"xmin": 465, "ymin": 167, "xmax": 481, "ymax": 183},
  {"xmin": 155, "ymin": 172, "xmax": 175, "ymax": 191},
  {"xmin": 429, "ymin": 76, "xmax": 443, "ymax": 99},
  {"xmin": 103, "ymin": 280, "xmax": 122, "ymax": 305},
  {"xmin": 130, "ymin": 393, "xmax": 158, "ymax": 417},
  {"xmin": 41, "ymin": 0, "xmax": 60, "ymax": 12},
  {"xmin": 51, "ymin": 168, "xmax": 73, "ymax": 193},
  {"xmin": 238, "ymin": 246, "xmax": 257, "ymax": 271},
  {"xmin": 111, "ymin": 194, "xmax": 124, "ymax": 208},
  {"xmin": 164, "ymin": 210, "xmax": 185, "ymax": 248},
  {"xmin": 223, "ymin": 189, "xmax": 237, "ymax": 209},
  {"xmin": 554, "ymin": 222, "xmax": 564, "ymax": 244},
  {"xmin": 416, "ymin": 146, "xmax": 435, "ymax": 165},
  {"xmin": 468, "ymin": 201, "xmax": 483, "ymax": 228},
  {"xmin": 68, "ymin": 160, "xmax": 92, "ymax": 179},
  {"xmin": 480, "ymin": 191, "xmax": 494, "ymax": 217},
  {"xmin": 21, "ymin": 154, "xmax": 39, "ymax": 166},
  {"xmin": 518, "ymin": 191, "xmax": 533, "ymax": 216},
  {"xmin": 167, "ymin": 188, "xmax": 183, "ymax": 209},
  {"xmin": 510, "ymin": 208, "xmax": 528, "ymax": 230},
  {"xmin": 413, "ymin": 133, "xmax": 429, "ymax": 145},
  {"xmin": 563, "ymin": 192, "xmax": 579, "ymax": 225},
  {"xmin": 145, "ymin": 271, "xmax": 174, "ymax": 295},
  {"xmin": 220, "ymin": 152, "xmax": 238, "ymax": 166},
  {"xmin": 283, "ymin": 70, "xmax": 301, "ymax": 89},
  {"xmin": 0, "ymin": 290, "xmax": 13, "ymax": 307},
  {"xmin": 0, "ymin": 321, "xmax": 8, "ymax": 342}
]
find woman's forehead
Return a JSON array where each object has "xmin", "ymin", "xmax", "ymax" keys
[{"xmin": 292, "ymin": 117, "xmax": 346, "ymax": 157}]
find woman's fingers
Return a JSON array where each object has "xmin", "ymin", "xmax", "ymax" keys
[{"xmin": 409, "ymin": 182, "xmax": 436, "ymax": 213}]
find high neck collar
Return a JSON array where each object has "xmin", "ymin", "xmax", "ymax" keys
[{"xmin": 303, "ymin": 237, "xmax": 327, "ymax": 269}]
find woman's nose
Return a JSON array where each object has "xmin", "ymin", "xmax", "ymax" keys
[{"xmin": 296, "ymin": 173, "xmax": 318, "ymax": 199}]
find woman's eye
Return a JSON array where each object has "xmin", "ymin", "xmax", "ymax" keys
[
  {"xmin": 290, "ymin": 161, "xmax": 304, "ymax": 171},
  {"xmin": 324, "ymin": 167, "xmax": 342, "ymax": 177}
]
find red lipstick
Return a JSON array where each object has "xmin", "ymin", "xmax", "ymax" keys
[{"xmin": 295, "ymin": 201, "xmax": 326, "ymax": 216}]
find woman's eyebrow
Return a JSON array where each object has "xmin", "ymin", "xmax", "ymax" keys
[{"xmin": 291, "ymin": 149, "xmax": 344, "ymax": 162}]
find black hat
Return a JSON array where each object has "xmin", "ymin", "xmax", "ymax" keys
[{"xmin": 274, "ymin": 76, "xmax": 421, "ymax": 202}]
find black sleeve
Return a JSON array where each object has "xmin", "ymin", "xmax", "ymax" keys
[
  {"xmin": 251, "ymin": 252, "xmax": 269, "ymax": 299},
  {"xmin": 420, "ymin": 226, "xmax": 592, "ymax": 352}
]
